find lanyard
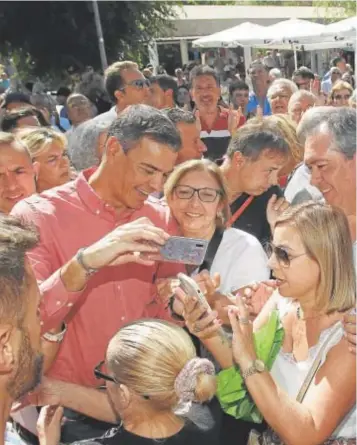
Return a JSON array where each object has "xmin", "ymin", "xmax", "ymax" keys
[{"xmin": 226, "ymin": 195, "xmax": 254, "ymax": 228}]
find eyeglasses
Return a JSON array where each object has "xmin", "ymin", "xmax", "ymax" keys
[
  {"xmin": 94, "ymin": 360, "xmax": 118, "ymax": 383},
  {"xmin": 173, "ymin": 185, "xmax": 222, "ymax": 202},
  {"xmin": 265, "ymin": 243, "xmax": 307, "ymax": 268},
  {"xmin": 94, "ymin": 360, "xmax": 150, "ymax": 399},
  {"xmin": 119, "ymin": 79, "xmax": 150, "ymax": 91},
  {"xmin": 334, "ymin": 94, "xmax": 351, "ymax": 101}
]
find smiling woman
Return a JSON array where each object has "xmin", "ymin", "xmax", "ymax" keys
[{"xmin": 17, "ymin": 127, "xmax": 72, "ymax": 193}]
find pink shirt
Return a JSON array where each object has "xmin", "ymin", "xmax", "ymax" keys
[{"xmin": 11, "ymin": 169, "xmax": 183, "ymax": 387}]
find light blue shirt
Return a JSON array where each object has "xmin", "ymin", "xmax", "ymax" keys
[{"xmin": 247, "ymin": 92, "xmax": 271, "ymax": 116}]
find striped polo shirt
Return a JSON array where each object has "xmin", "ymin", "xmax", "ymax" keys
[{"xmin": 200, "ymin": 107, "xmax": 245, "ymax": 162}]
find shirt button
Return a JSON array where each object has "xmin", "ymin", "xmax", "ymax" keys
[
  {"xmin": 121, "ymin": 316, "xmax": 125, "ymax": 321},
  {"xmin": 95, "ymin": 210, "xmax": 100, "ymax": 215},
  {"xmin": 56, "ymin": 301, "xmax": 61, "ymax": 306},
  {"xmin": 40, "ymin": 321, "xmax": 44, "ymax": 326},
  {"xmin": 67, "ymin": 303, "xmax": 73, "ymax": 307}
]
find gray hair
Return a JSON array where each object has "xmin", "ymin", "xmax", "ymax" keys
[
  {"xmin": 269, "ymin": 68, "xmax": 282, "ymax": 79},
  {"xmin": 288, "ymin": 90, "xmax": 317, "ymax": 112},
  {"xmin": 297, "ymin": 106, "xmax": 356, "ymax": 160},
  {"xmin": 107, "ymin": 104, "xmax": 181, "ymax": 153},
  {"xmin": 67, "ymin": 118, "xmax": 111, "ymax": 171},
  {"xmin": 267, "ymin": 79, "xmax": 298, "ymax": 101}
]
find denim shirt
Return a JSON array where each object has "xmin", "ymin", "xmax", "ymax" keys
[{"xmin": 247, "ymin": 91, "xmax": 271, "ymax": 116}]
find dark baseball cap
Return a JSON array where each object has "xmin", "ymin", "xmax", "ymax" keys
[
  {"xmin": 1, "ymin": 92, "xmax": 32, "ymax": 109},
  {"xmin": 56, "ymin": 87, "xmax": 71, "ymax": 97}
]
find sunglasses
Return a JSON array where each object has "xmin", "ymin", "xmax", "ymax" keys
[
  {"xmin": 94, "ymin": 360, "xmax": 150, "ymax": 400},
  {"xmin": 334, "ymin": 94, "xmax": 351, "ymax": 101},
  {"xmin": 265, "ymin": 243, "xmax": 307, "ymax": 268},
  {"xmin": 119, "ymin": 79, "xmax": 150, "ymax": 91},
  {"xmin": 173, "ymin": 185, "xmax": 222, "ymax": 203}
]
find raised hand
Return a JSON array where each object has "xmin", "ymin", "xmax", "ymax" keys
[
  {"xmin": 228, "ymin": 105, "xmax": 242, "ymax": 136},
  {"xmin": 267, "ymin": 194, "xmax": 290, "ymax": 231},
  {"xmin": 37, "ymin": 405, "xmax": 63, "ymax": 445}
]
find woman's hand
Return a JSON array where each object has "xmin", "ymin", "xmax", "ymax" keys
[
  {"xmin": 237, "ymin": 280, "xmax": 278, "ymax": 317},
  {"xmin": 267, "ymin": 194, "xmax": 290, "ymax": 231},
  {"xmin": 37, "ymin": 405, "xmax": 63, "ymax": 445},
  {"xmin": 228, "ymin": 295, "xmax": 257, "ymax": 370},
  {"xmin": 156, "ymin": 277, "xmax": 180, "ymax": 304},
  {"xmin": 193, "ymin": 270, "xmax": 220, "ymax": 305},
  {"xmin": 175, "ymin": 287, "xmax": 222, "ymax": 339}
]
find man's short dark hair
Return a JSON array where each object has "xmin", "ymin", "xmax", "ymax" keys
[
  {"xmin": 330, "ymin": 56, "xmax": 345, "ymax": 68},
  {"xmin": 108, "ymin": 104, "xmax": 181, "ymax": 153},
  {"xmin": 227, "ymin": 118, "xmax": 289, "ymax": 161},
  {"xmin": 292, "ymin": 66, "xmax": 315, "ymax": 81},
  {"xmin": 150, "ymin": 75, "xmax": 178, "ymax": 104},
  {"xmin": 104, "ymin": 61, "xmax": 139, "ymax": 103},
  {"xmin": 0, "ymin": 216, "xmax": 39, "ymax": 325},
  {"xmin": 163, "ymin": 108, "xmax": 196, "ymax": 126},
  {"xmin": 229, "ymin": 81, "xmax": 249, "ymax": 96},
  {"xmin": 189, "ymin": 65, "xmax": 220, "ymax": 87},
  {"xmin": 1, "ymin": 107, "xmax": 39, "ymax": 132}
]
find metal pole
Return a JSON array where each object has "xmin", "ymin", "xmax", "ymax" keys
[{"xmin": 92, "ymin": 0, "xmax": 108, "ymax": 71}]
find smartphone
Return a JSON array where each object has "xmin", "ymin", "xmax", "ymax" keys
[
  {"xmin": 148, "ymin": 237, "xmax": 208, "ymax": 265},
  {"xmin": 177, "ymin": 273, "xmax": 211, "ymax": 311}
]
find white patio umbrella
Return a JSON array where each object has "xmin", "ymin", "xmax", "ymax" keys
[
  {"xmin": 320, "ymin": 16, "xmax": 357, "ymax": 40},
  {"xmin": 192, "ymin": 22, "xmax": 266, "ymax": 48}
]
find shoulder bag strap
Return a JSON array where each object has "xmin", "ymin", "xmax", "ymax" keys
[
  {"xmin": 198, "ymin": 227, "xmax": 224, "ymax": 273},
  {"xmin": 226, "ymin": 195, "xmax": 254, "ymax": 228},
  {"xmin": 296, "ymin": 323, "xmax": 342, "ymax": 403}
]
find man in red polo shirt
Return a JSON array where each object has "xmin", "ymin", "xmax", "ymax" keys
[{"xmin": 190, "ymin": 65, "xmax": 245, "ymax": 162}]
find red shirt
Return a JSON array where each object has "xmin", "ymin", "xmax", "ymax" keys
[{"xmin": 11, "ymin": 169, "xmax": 183, "ymax": 386}]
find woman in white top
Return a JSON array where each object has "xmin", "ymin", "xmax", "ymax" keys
[
  {"xmin": 179, "ymin": 202, "xmax": 356, "ymax": 444},
  {"xmin": 163, "ymin": 159, "xmax": 270, "ymax": 300}
]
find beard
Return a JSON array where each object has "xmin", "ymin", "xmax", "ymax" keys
[{"xmin": 6, "ymin": 328, "xmax": 44, "ymax": 400}]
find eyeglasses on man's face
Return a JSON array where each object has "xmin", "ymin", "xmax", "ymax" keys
[{"xmin": 173, "ymin": 185, "xmax": 222, "ymax": 203}]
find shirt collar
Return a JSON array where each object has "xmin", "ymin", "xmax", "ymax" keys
[{"xmin": 76, "ymin": 167, "xmax": 134, "ymax": 221}]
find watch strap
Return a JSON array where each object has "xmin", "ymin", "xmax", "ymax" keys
[
  {"xmin": 76, "ymin": 248, "xmax": 98, "ymax": 276},
  {"xmin": 43, "ymin": 323, "xmax": 67, "ymax": 343}
]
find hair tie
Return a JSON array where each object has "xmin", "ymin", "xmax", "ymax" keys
[{"xmin": 174, "ymin": 357, "xmax": 215, "ymax": 403}]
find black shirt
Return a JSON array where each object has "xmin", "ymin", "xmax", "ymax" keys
[
  {"xmin": 72, "ymin": 399, "xmax": 221, "ymax": 445},
  {"xmin": 229, "ymin": 186, "xmax": 283, "ymax": 246}
]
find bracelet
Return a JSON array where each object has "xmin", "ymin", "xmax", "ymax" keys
[
  {"xmin": 168, "ymin": 295, "xmax": 184, "ymax": 321},
  {"xmin": 42, "ymin": 323, "xmax": 67, "ymax": 343},
  {"xmin": 76, "ymin": 248, "xmax": 98, "ymax": 276}
]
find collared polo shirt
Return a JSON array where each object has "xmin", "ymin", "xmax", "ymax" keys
[{"xmin": 246, "ymin": 92, "xmax": 271, "ymax": 116}]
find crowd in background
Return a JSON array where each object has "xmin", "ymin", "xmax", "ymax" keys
[{"xmin": 0, "ymin": 49, "xmax": 356, "ymax": 445}]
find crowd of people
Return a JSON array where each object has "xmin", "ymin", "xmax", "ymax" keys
[{"xmin": 0, "ymin": 51, "xmax": 356, "ymax": 445}]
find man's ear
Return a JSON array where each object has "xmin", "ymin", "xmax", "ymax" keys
[
  {"xmin": 105, "ymin": 136, "xmax": 125, "ymax": 161},
  {"xmin": 233, "ymin": 151, "xmax": 246, "ymax": 169},
  {"xmin": 0, "ymin": 325, "xmax": 15, "ymax": 373},
  {"xmin": 114, "ymin": 89, "xmax": 124, "ymax": 105},
  {"xmin": 32, "ymin": 161, "xmax": 40, "ymax": 180}
]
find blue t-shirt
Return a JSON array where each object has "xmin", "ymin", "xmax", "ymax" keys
[{"xmin": 247, "ymin": 92, "xmax": 271, "ymax": 116}]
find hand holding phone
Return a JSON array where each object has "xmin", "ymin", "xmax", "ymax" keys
[{"xmin": 145, "ymin": 237, "xmax": 209, "ymax": 265}]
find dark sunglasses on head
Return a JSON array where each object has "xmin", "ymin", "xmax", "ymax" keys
[
  {"xmin": 264, "ymin": 242, "xmax": 306, "ymax": 268},
  {"xmin": 120, "ymin": 79, "xmax": 150, "ymax": 91}
]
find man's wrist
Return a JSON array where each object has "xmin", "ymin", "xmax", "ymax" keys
[{"xmin": 60, "ymin": 256, "xmax": 89, "ymax": 292}]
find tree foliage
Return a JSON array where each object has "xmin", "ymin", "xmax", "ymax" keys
[{"xmin": 0, "ymin": 1, "xmax": 176, "ymax": 76}]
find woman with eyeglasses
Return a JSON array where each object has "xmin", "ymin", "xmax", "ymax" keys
[
  {"xmin": 329, "ymin": 80, "xmax": 353, "ymax": 108},
  {"xmin": 37, "ymin": 320, "xmax": 221, "ymax": 445},
  {"xmin": 162, "ymin": 159, "xmax": 270, "ymax": 317},
  {"xmin": 17, "ymin": 127, "xmax": 72, "ymax": 193},
  {"xmin": 177, "ymin": 202, "xmax": 356, "ymax": 445}
]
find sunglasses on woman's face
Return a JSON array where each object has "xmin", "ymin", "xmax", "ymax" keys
[
  {"xmin": 265, "ymin": 243, "xmax": 307, "ymax": 268},
  {"xmin": 334, "ymin": 94, "xmax": 351, "ymax": 101}
]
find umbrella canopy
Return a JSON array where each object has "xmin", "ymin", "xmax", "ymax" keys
[
  {"xmin": 192, "ymin": 22, "xmax": 265, "ymax": 48},
  {"xmin": 320, "ymin": 16, "xmax": 357, "ymax": 39}
]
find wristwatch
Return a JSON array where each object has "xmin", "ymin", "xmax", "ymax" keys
[
  {"xmin": 42, "ymin": 323, "xmax": 67, "ymax": 343},
  {"xmin": 76, "ymin": 248, "xmax": 98, "ymax": 276},
  {"xmin": 242, "ymin": 359, "xmax": 266, "ymax": 381}
]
